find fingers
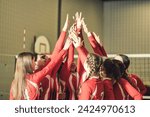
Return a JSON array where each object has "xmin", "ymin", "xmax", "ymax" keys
[
  {"xmin": 82, "ymin": 21, "xmax": 86, "ymax": 29},
  {"xmin": 75, "ymin": 12, "xmax": 78, "ymax": 20},
  {"xmin": 67, "ymin": 38, "xmax": 72, "ymax": 45},
  {"xmin": 74, "ymin": 12, "xmax": 82, "ymax": 21},
  {"xmin": 93, "ymin": 32, "xmax": 97, "ymax": 37},
  {"xmin": 63, "ymin": 38, "xmax": 72, "ymax": 50},
  {"xmin": 79, "ymin": 12, "xmax": 82, "ymax": 19},
  {"xmin": 72, "ymin": 40, "xmax": 77, "ymax": 48},
  {"xmin": 81, "ymin": 18, "xmax": 85, "ymax": 26},
  {"xmin": 66, "ymin": 14, "xmax": 69, "ymax": 22},
  {"xmin": 62, "ymin": 14, "xmax": 69, "ymax": 31},
  {"xmin": 69, "ymin": 24, "xmax": 77, "ymax": 34},
  {"xmin": 82, "ymin": 19, "xmax": 89, "ymax": 34},
  {"xmin": 81, "ymin": 18, "xmax": 85, "ymax": 24},
  {"xmin": 70, "ymin": 32, "xmax": 78, "ymax": 42}
]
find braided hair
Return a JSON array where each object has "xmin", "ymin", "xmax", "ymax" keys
[{"xmin": 86, "ymin": 53, "xmax": 103, "ymax": 78}]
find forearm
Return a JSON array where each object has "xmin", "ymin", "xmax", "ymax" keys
[
  {"xmin": 52, "ymin": 31, "xmax": 67, "ymax": 56},
  {"xmin": 120, "ymin": 78, "xmax": 142, "ymax": 100},
  {"xmin": 67, "ymin": 44, "xmax": 74, "ymax": 70},
  {"xmin": 33, "ymin": 49, "xmax": 67, "ymax": 83},
  {"xmin": 76, "ymin": 46, "xmax": 88, "ymax": 66}
]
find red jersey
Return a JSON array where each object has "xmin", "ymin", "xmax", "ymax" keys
[
  {"xmin": 78, "ymin": 77, "xmax": 104, "ymax": 100},
  {"xmin": 113, "ymin": 78, "xmax": 142, "ymax": 100},
  {"xmin": 103, "ymin": 78, "xmax": 115, "ymax": 100},
  {"xmin": 76, "ymin": 28, "xmax": 86, "ymax": 85},
  {"xmin": 39, "ymin": 75, "xmax": 55, "ymax": 100},
  {"xmin": 67, "ymin": 73, "xmax": 79, "ymax": 100},
  {"xmin": 50, "ymin": 30, "xmax": 67, "ymax": 100},
  {"xmin": 76, "ymin": 46, "xmax": 89, "ymax": 84},
  {"xmin": 129, "ymin": 74, "xmax": 147, "ymax": 95},
  {"xmin": 76, "ymin": 44, "xmax": 104, "ymax": 100},
  {"xmin": 51, "ymin": 31, "xmax": 67, "ymax": 58},
  {"xmin": 38, "ymin": 31, "xmax": 67, "ymax": 100},
  {"xmin": 10, "ymin": 49, "xmax": 67, "ymax": 100},
  {"xmin": 88, "ymin": 32, "xmax": 107, "ymax": 57}
]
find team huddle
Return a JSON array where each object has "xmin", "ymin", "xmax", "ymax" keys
[{"xmin": 9, "ymin": 12, "xmax": 147, "ymax": 100}]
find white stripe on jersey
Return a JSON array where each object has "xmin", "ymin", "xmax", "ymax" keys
[
  {"xmin": 118, "ymin": 83, "xmax": 126, "ymax": 100},
  {"xmin": 69, "ymin": 75, "xmax": 75, "ymax": 100}
]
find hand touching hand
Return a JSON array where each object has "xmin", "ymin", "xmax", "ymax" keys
[
  {"xmin": 68, "ymin": 23, "xmax": 76, "ymax": 35},
  {"xmin": 63, "ymin": 38, "xmax": 72, "ymax": 50},
  {"xmin": 70, "ymin": 32, "xmax": 83, "ymax": 48}
]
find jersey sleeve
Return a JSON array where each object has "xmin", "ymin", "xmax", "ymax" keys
[
  {"xmin": 76, "ymin": 28, "xmax": 86, "ymax": 83},
  {"xmin": 119, "ymin": 78, "xmax": 142, "ymax": 100},
  {"xmin": 132, "ymin": 74, "xmax": 147, "ymax": 95},
  {"xmin": 51, "ymin": 50, "xmax": 67, "ymax": 77},
  {"xmin": 103, "ymin": 79, "xmax": 115, "ymax": 100},
  {"xmin": 88, "ymin": 32, "xmax": 107, "ymax": 57},
  {"xmin": 67, "ymin": 44, "xmax": 74, "ymax": 71},
  {"xmin": 76, "ymin": 46, "xmax": 88, "ymax": 66},
  {"xmin": 51, "ymin": 31, "xmax": 67, "ymax": 57},
  {"xmin": 59, "ymin": 44, "xmax": 74, "ymax": 82},
  {"xmin": 31, "ymin": 49, "xmax": 67, "ymax": 84}
]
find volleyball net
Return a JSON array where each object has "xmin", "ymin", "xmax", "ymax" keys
[
  {"xmin": 75, "ymin": 54, "xmax": 150, "ymax": 86},
  {"xmin": 108, "ymin": 54, "xmax": 150, "ymax": 86}
]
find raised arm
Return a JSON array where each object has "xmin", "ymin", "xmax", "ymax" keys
[
  {"xmin": 119, "ymin": 78, "xmax": 142, "ymax": 100},
  {"xmin": 72, "ymin": 12, "xmax": 86, "ymax": 84},
  {"xmin": 59, "ymin": 43, "xmax": 74, "ymax": 83},
  {"xmin": 31, "ymin": 38, "xmax": 72, "ymax": 84},
  {"xmin": 67, "ymin": 44, "xmax": 74, "ymax": 71},
  {"xmin": 92, "ymin": 32, "xmax": 107, "ymax": 57},
  {"xmin": 71, "ymin": 32, "xmax": 88, "ymax": 66},
  {"xmin": 82, "ymin": 19, "xmax": 107, "ymax": 57},
  {"xmin": 51, "ymin": 14, "xmax": 69, "ymax": 57}
]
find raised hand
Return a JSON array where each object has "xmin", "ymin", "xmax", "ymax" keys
[
  {"xmin": 73, "ymin": 12, "xmax": 84, "ymax": 29},
  {"xmin": 82, "ymin": 19, "xmax": 89, "ymax": 34},
  {"xmin": 62, "ymin": 14, "xmax": 69, "ymax": 31},
  {"xmin": 63, "ymin": 38, "xmax": 72, "ymax": 50},
  {"xmin": 70, "ymin": 32, "xmax": 83, "ymax": 48},
  {"xmin": 68, "ymin": 23, "xmax": 76, "ymax": 35}
]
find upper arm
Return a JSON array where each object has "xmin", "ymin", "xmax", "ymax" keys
[
  {"xmin": 78, "ymin": 83, "xmax": 91, "ymax": 100},
  {"xmin": 120, "ymin": 79, "xmax": 142, "ymax": 100},
  {"xmin": 135, "ymin": 76, "xmax": 147, "ymax": 95},
  {"xmin": 51, "ymin": 31, "xmax": 67, "ymax": 57}
]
